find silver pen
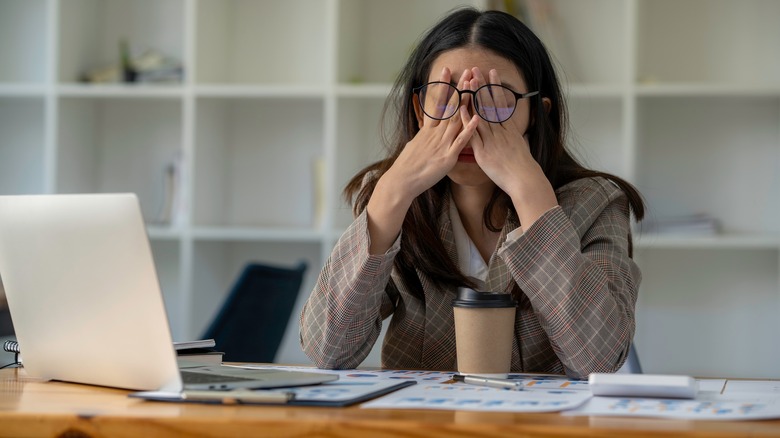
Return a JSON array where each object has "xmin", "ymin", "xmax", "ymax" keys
[{"xmin": 454, "ymin": 374, "xmax": 524, "ymax": 391}]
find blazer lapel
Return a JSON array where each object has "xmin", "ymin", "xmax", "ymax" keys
[
  {"xmin": 484, "ymin": 210, "xmax": 520, "ymax": 293},
  {"xmin": 420, "ymin": 195, "xmax": 458, "ymax": 370}
]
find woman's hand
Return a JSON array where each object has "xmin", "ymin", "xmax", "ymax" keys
[
  {"xmin": 365, "ymin": 67, "xmax": 480, "ymax": 254},
  {"xmin": 462, "ymin": 67, "xmax": 557, "ymax": 229},
  {"xmin": 384, "ymin": 67, "xmax": 480, "ymax": 201}
]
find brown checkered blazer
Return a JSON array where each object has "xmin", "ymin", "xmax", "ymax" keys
[{"xmin": 300, "ymin": 177, "xmax": 640, "ymax": 378}]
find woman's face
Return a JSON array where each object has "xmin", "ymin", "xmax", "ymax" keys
[{"xmin": 422, "ymin": 47, "xmax": 532, "ymax": 189}]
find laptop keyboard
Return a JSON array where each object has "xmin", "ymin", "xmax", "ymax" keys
[{"xmin": 180, "ymin": 370, "xmax": 258, "ymax": 384}]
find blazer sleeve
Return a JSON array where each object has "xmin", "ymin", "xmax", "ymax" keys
[
  {"xmin": 498, "ymin": 178, "xmax": 641, "ymax": 378},
  {"xmin": 299, "ymin": 209, "xmax": 400, "ymax": 369}
]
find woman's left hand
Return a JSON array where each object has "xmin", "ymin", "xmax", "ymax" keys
[{"xmin": 461, "ymin": 67, "xmax": 558, "ymax": 228}]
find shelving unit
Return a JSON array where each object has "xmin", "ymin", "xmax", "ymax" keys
[{"xmin": 0, "ymin": 0, "xmax": 778, "ymax": 377}]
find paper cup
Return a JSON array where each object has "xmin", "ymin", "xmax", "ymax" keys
[{"xmin": 452, "ymin": 288, "xmax": 517, "ymax": 377}]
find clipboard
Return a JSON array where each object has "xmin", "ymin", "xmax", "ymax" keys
[{"xmin": 131, "ymin": 379, "xmax": 416, "ymax": 407}]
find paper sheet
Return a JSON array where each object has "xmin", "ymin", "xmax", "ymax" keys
[
  {"xmin": 563, "ymin": 394, "xmax": 780, "ymax": 420},
  {"xmin": 723, "ymin": 380, "xmax": 780, "ymax": 395},
  {"xmin": 233, "ymin": 365, "xmax": 780, "ymax": 418},
  {"xmin": 361, "ymin": 382, "xmax": 592, "ymax": 412}
]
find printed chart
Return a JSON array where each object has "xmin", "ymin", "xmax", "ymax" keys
[
  {"xmin": 564, "ymin": 396, "xmax": 780, "ymax": 420},
  {"xmin": 362, "ymin": 383, "xmax": 592, "ymax": 412},
  {"xmin": 234, "ymin": 365, "xmax": 780, "ymax": 418}
]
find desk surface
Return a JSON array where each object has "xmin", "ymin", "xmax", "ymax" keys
[{"xmin": 2, "ymin": 368, "xmax": 780, "ymax": 438}]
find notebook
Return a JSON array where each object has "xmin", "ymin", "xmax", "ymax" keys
[{"xmin": 0, "ymin": 193, "xmax": 336, "ymax": 392}]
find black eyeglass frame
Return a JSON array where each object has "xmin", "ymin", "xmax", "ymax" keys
[{"xmin": 412, "ymin": 81, "xmax": 540, "ymax": 123}]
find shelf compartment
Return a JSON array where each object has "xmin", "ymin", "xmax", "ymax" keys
[
  {"xmin": 56, "ymin": 97, "xmax": 183, "ymax": 224},
  {"xmin": 58, "ymin": 0, "xmax": 185, "ymax": 84},
  {"xmin": 0, "ymin": 0, "xmax": 48, "ymax": 84},
  {"xmin": 333, "ymin": 96, "xmax": 388, "ymax": 229},
  {"xmin": 531, "ymin": 0, "xmax": 628, "ymax": 86},
  {"xmin": 634, "ymin": 248, "xmax": 780, "ymax": 378},
  {"xmin": 637, "ymin": 0, "xmax": 780, "ymax": 86},
  {"xmin": 150, "ymin": 240, "xmax": 184, "ymax": 340},
  {"xmin": 190, "ymin": 240, "xmax": 322, "ymax": 362},
  {"xmin": 193, "ymin": 97, "xmax": 324, "ymax": 229},
  {"xmin": 337, "ymin": 0, "xmax": 482, "ymax": 85},
  {"xmin": 635, "ymin": 96, "xmax": 780, "ymax": 235},
  {"xmin": 566, "ymin": 96, "xmax": 627, "ymax": 179},
  {"xmin": 195, "ymin": 0, "xmax": 328, "ymax": 85},
  {"xmin": 0, "ymin": 97, "xmax": 47, "ymax": 195}
]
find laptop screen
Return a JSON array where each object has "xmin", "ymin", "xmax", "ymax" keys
[{"xmin": 0, "ymin": 194, "xmax": 182, "ymax": 391}]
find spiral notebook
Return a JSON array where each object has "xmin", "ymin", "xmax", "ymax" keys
[{"xmin": 0, "ymin": 193, "xmax": 336, "ymax": 392}]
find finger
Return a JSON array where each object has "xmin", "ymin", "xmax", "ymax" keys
[
  {"xmin": 459, "ymin": 106, "xmax": 481, "ymax": 147},
  {"xmin": 489, "ymin": 69, "xmax": 512, "ymax": 122},
  {"xmin": 474, "ymin": 100, "xmax": 494, "ymax": 140},
  {"xmin": 441, "ymin": 101, "xmax": 465, "ymax": 142},
  {"xmin": 425, "ymin": 67, "xmax": 452, "ymax": 126},
  {"xmin": 459, "ymin": 102, "xmax": 472, "ymax": 126},
  {"xmin": 471, "ymin": 69, "xmax": 498, "ymax": 123},
  {"xmin": 472, "ymin": 66, "xmax": 487, "ymax": 87},
  {"xmin": 456, "ymin": 67, "xmax": 472, "ymax": 88},
  {"xmin": 450, "ymin": 112, "xmax": 480, "ymax": 155}
]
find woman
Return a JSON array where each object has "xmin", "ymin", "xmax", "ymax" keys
[{"xmin": 300, "ymin": 7, "xmax": 644, "ymax": 378}]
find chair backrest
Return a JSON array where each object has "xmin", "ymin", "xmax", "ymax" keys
[
  {"xmin": 201, "ymin": 261, "xmax": 307, "ymax": 363},
  {"xmin": 626, "ymin": 343, "xmax": 643, "ymax": 374}
]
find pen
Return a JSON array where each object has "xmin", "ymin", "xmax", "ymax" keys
[
  {"xmin": 453, "ymin": 374, "xmax": 524, "ymax": 391},
  {"xmin": 182, "ymin": 389, "xmax": 295, "ymax": 404}
]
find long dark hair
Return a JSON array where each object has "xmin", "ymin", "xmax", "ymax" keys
[{"xmin": 344, "ymin": 8, "xmax": 645, "ymax": 297}]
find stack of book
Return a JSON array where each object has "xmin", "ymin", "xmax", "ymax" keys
[{"xmin": 174, "ymin": 339, "xmax": 224, "ymax": 365}]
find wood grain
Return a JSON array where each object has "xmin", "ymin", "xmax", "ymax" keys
[{"xmin": 2, "ymin": 369, "xmax": 780, "ymax": 437}]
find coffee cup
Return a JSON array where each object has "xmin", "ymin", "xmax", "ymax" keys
[{"xmin": 452, "ymin": 288, "xmax": 517, "ymax": 377}]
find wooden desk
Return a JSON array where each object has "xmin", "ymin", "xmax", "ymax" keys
[{"xmin": 2, "ymin": 368, "xmax": 780, "ymax": 438}]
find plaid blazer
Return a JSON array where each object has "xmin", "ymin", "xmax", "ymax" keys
[{"xmin": 300, "ymin": 177, "xmax": 641, "ymax": 378}]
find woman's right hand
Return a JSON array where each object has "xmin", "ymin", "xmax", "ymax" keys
[
  {"xmin": 385, "ymin": 67, "xmax": 479, "ymax": 200},
  {"xmin": 365, "ymin": 67, "xmax": 479, "ymax": 254}
]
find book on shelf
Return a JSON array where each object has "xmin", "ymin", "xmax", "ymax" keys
[{"xmin": 174, "ymin": 339, "xmax": 223, "ymax": 365}]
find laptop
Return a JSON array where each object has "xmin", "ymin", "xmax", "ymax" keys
[{"xmin": 0, "ymin": 193, "xmax": 336, "ymax": 392}]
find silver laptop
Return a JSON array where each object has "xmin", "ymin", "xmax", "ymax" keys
[{"xmin": 0, "ymin": 193, "xmax": 336, "ymax": 392}]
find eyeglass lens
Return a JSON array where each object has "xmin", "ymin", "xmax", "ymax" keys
[{"xmin": 419, "ymin": 83, "xmax": 517, "ymax": 123}]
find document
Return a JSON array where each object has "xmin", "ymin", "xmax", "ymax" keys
[
  {"xmin": 564, "ymin": 378, "xmax": 780, "ymax": 420},
  {"xmin": 563, "ymin": 394, "xmax": 780, "ymax": 420},
  {"xmin": 236, "ymin": 366, "xmax": 592, "ymax": 412},
  {"xmin": 233, "ymin": 366, "xmax": 780, "ymax": 419},
  {"xmin": 362, "ymin": 382, "xmax": 592, "ymax": 412},
  {"xmin": 360, "ymin": 373, "xmax": 592, "ymax": 412}
]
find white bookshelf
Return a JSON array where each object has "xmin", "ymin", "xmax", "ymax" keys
[{"xmin": 0, "ymin": 0, "xmax": 778, "ymax": 378}]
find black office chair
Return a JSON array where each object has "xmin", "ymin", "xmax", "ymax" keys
[{"xmin": 201, "ymin": 261, "xmax": 307, "ymax": 363}]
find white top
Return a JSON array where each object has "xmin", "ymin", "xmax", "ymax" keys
[
  {"xmin": 449, "ymin": 196, "xmax": 525, "ymax": 287},
  {"xmin": 449, "ymin": 198, "xmax": 489, "ymax": 283}
]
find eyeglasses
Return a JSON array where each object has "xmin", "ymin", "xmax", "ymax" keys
[{"xmin": 413, "ymin": 81, "xmax": 539, "ymax": 123}]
